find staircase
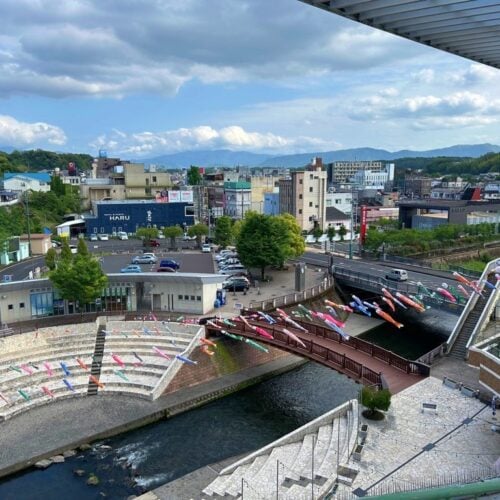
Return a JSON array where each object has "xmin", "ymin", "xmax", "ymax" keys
[
  {"xmin": 202, "ymin": 401, "xmax": 357, "ymax": 499},
  {"xmin": 448, "ymin": 279, "xmax": 495, "ymax": 360},
  {"xmin": 87, "ymin": 325, "xmax": 107, "ymax": 395}
]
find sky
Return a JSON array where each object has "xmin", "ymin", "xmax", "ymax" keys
[{"xmin": 1, "ymin": 0, "xmax": 500, "ymax": 159}]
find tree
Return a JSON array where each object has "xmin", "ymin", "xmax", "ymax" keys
[
  {"xmin": 50, "ymin": 244, "xmax": 108, "ymax": 313},
  {"xmin": 187, "ymin": 166, "xmax": 202, "ymax": 186},
  {"xmin": 214, "ymin": 216, "xmax": 233, "ymax": 248},
  {"xmin": 60, "ymin": 239, "xmax": 72, "ymax": 262},
  {"xmin": 136, "ymin": 227, "xmax": 159, "ymax": 243},
  {"xmin": 188, "ymin": 223, "xmax": 209, "ymax": 248},
  {"xmin": 45, "ymin": 248, "xmax": 57, "ymax": 270},
  {"xmin": 361, "ymin": 386, "xmax": 392, "ymax": 419},
  {"xmin": 312, "ymin": 226, "xmax": 323, "ymax": 240},
  {"xmin": 163, "ymin": 225, "xmax": 183, "ymax": 249},
  {"xmin": 338, "ymin": 224, "xmax": 347, "ymax": 241},
  {"xmin": 50, "ymin": 176, "xmax": 66, "ymax": 197},
  {"xmin": 236, "ymin": 213, "xmax": 304, "ymax": 279},
  {"xmin": 327, "ymin": 226, "xmax": 336, "ymax": 252}
]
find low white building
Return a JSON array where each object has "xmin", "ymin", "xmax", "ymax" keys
[
  {"xmin": 3, "ymin": 174, "xmax": 51, "ymax": 193},
  {"xmin": 325, "ymin": 191, "xmax": 352, "ymax": 215}
]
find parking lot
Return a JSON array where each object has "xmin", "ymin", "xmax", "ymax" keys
[{"xmin": 101, "ymin": 251, "xmax": 215, "ymax": 274}]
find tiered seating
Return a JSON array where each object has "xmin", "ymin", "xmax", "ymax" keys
[
  {"xmin": 0, "ymin": 324, "xmax": 97, "ymax": 419},
  {"xmin": 202, "ymin": 400, "xmax": 358, "ymax": 499},
  {"xmin": 98, "ymin": 321, "xmax": 203, "ymax": 398}
]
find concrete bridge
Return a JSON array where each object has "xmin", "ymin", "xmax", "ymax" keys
[{"xmin": 206, "ymin": 316, "xmax": 428, "ymax": 394}]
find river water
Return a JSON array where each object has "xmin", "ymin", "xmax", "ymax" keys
[{"xmin": 0, "ymin": 362, "xmax": 359, "ymax": 500}]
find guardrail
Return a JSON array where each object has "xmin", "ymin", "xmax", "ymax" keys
[
  {"xmin": 332, "ymin": 267, "xmax": 463, "ymax": 315},
  {"xmin": 416, "ymin": 343, "xmax": 446, "ymax": 365},
  {"xmin": 249, "ymin": 275, "xmax": 334, "ymax": 311}
]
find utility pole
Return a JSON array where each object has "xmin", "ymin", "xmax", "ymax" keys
[
  {"xmin": 25, "ymin": 190, "xmax": 32, "ymax": 257},
  {"xmin": 349, "ymin": 187, "xmax": 355, "ymax": 260}
]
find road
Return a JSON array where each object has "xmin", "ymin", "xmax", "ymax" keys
[{"xmin": 300, "ymin": 251, "xmax": 460, "ymax": 291}]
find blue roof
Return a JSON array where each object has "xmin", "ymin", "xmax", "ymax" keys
[{"xmin": 4, "ymin": 172, "xmax": 51, "ymax": 183}]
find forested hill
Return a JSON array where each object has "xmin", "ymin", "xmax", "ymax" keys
[
  {"xmin": 395, "ymin": 152, "xmax": 500, "ymax": 177},
  {"xmin": 0, "ymin": 149, "xmax": 93, "ymax": 175}
]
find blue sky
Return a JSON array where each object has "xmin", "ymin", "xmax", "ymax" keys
[{"xmin": 1, "ymin": 0, "xmax": 499, "ymax": 158}]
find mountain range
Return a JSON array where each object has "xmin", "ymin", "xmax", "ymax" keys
[{"xmin": 143, "ymin": 143, "xmax": 500, "ymax": 169}]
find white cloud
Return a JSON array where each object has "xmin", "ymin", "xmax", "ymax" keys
[
  {"xmin": 0, "ymin": 0, "xmax": 430, "ymax": 98},
  {"xmin": 90, "ymin": 125, "xmax": 328, "ymax": 156},
  {"xmin": 0, "ymin": 115, "xmax": 66, "ymax": 146}
]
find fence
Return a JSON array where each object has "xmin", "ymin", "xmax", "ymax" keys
[
  {"xmin": 416, "ymin": 343, "xmax": 446, "ymax": 365},
  {"xmin": 249, "ymin": 275, "xmax": 334, "ymax": 311}
]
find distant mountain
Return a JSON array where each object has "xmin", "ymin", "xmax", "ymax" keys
[
  {"xmin": 259, "ymin": 143, "xmax": 500, "ymax": 168},
  {"xmin": 142, "ymin": 149, "xmax": 273, "ymax": 168},
  {"xmin": 0, "ymin": 146, "xmax": 16, "ymax": 154}
]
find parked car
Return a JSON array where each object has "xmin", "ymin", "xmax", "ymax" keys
[
  {"xmin": 120, "ymin": 264, "xmax": 142, "ymax": 273},
  {"xmin": 182, "ymin": 233, "xmax": 196, "ymax": 241},
  {"xmin": 51, "ymin": 240, "xmax": 62, "ymax": 248},
  {"xmin": 222, "ymin": 277, "xmax": 250, "ymax": 291},
  {"xmin": 142, "ymin": 253, "xmax": 157, "ymax": 263},
  {"xmin": 98, "ymin": 233, "xmax": 109, "ymax": 241},
  {"xmin": 159, "ymin": 259, "xmax": 180, "ymax": 270},
  {"xmin": 156, "ymin": 266, "xmax": 176, "ymax": 273},
  {"xmin": 89, "ymin": 234, "xmax": 98, "ymax": 241},
  {"xmin": 132, "ymin": 255, "xmax": 156, "ymax": 264},
  {"xmin": 117, "ymin": 231, "xmax": 128, "ymax": 240},
  {"xmin": 69, "ymin": 245, "xmax": 78, "ymax": 254},
  {"xmin": 385, "ymin": 269, "xmax": 408, "ymax": 281},
  {"xmin": 143, "ymin": 239, "xmax": 160, "ymax": 247},
  {"xmin": 218, "ymin": 258, "xmax": 241, "ymax": 268},
  {"xmin": 216, "ymin": 251, "xmax": 237, "ymax": 261},
  {"xmin": 201, "ymin": 243, "xmax": 211, "ymax": 253},
  {"xmin": 220, "ymin": 267, "xmax": 248, "ymax": 276}
]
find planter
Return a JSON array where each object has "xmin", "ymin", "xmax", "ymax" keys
[{"xmin": 353, "ymin": 444, "xmax": 363, "ymax": 461}]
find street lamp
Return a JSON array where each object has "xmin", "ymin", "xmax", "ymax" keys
[{"xmin": 24, "ymin": 190, "xmax": 32, "ymax": 257}]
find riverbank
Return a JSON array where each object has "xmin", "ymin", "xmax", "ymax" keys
[{"xmin": 0, "ymin": 349, "xmax": 305, "ymax": 479}]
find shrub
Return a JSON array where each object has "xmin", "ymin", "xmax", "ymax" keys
[{"xmin": 361, "ymin": 386, "xmax": 392, "ymax": 418}]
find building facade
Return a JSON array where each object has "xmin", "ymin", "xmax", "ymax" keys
[
  {"xmin": 264, "ymin": 192, "xmax": 280, "ymax": 216},
  {"xmin": 325, "ymin": 191, "xmax": 352, "ymax": 215},
  {"xmin": 3, "ymin": 173, "xmax": 51, "ymax": 193},
  {"xmin": 84, "ymin": 198, "xmax": 195, "ymax": 235},
  {"xmin": 326, "ymin": 161, "xmax": 392, "ymax": 185},
  {"xmin": 224, "ymin": 181, "xmax": 252, "ymax": 219}
]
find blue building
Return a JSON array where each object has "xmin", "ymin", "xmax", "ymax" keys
[
  {"xmin": 264, "ymin": 192, "xmax": 280, "ymax": 216},
  {"xmin": 84, "ymin": 200, "xmax": 195, "ymax": 235}
]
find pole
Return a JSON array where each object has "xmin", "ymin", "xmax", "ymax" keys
[
  {"xmin": 276, "ymin": 460, "xmax": 279, "ymax": 500},
  {"xmin": 311, "ymin": 435, "xmax": 316, "ymax": 500},
  {"xmin": 349, "ymin": 188, "xmax": 354, "ymax": 260},
  {"xmin": 25, "ymin": 191, "xmax": 32, "ymax": 257}
]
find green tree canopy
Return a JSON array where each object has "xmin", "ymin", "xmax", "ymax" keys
[
  {"xmin": 327, "ymin": 226, "xmax": 336, "ymax": 242},
  {"xmin": 236, "ymin": 212, "xmax": 305, "ymax": 279},
  {"xmin": 338, "ymin": 224, "xmax": 347, "ymax": 241},
  {"xmin": 163, "ymin": 225, "xmax": 183, "ymax": 249},
  {"xmin": 188, "ymin": 223, "xmax": 209, "ymax": 248},
  {"xmin": 214, "ymin": 215, "xmax": 234, "ymax": 248},
  {"xmin": 136, "ymin": 227, "xmax": 159, "ymax": 242},
  {"xmin": 50, "ymin": 241, "xmax": 108, "ymax": 309},
  {"xmin": 187, "ymin": 166, "xmax": 202, "ymax": 186}
]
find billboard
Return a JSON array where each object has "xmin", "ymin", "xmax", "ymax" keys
[
  {"xmin": 360, "ymin": 205, "xmax": 368, "ymax": 245},
  {"xmin": 180, "ymin": 190, "xmax": 194, "ymax": 203},
  {"xmin": 168, "ymin": 191, "xmax": 180, "ymax": 202}
]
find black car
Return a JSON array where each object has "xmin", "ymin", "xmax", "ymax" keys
[{"xmin": 222, "ymin": 278, "xmax": 250, "ymax": 292}]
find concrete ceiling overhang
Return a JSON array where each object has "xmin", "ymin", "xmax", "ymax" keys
[{"xmin": 299, "ymin": 0, "xmax": 500, "ymax": 69}]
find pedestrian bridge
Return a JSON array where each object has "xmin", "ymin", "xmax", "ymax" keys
[{"xmin": 206, "ymin": 316, "xmax": 428, "ymax": 394}]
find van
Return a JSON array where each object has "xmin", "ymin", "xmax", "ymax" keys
[
  {"xmin": 117, "ymin": 231, "xmax": 128, "ymax": 240},
  {"xmin": 385, "ymin": 269, "xmax": 408, "ymax": 281}
]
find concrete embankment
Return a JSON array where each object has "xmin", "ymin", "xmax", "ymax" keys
[{"xmin": 0, "ymin": 340, "xmax": 305, "ymax": 479}]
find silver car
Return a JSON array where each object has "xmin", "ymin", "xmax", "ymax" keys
[{"xmin": 132, "ymin": 255, "xmax": 157, "ymax": 264}]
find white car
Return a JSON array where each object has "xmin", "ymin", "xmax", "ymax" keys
[
  {"xmin": 69, "ymin": 245, "xmax": 78, "ymax": 254},
  {"xmin": 202, "ymin": 243, "xmax": 211, "ymax": 253},
  {"xmin": 98, "ymin": 234, "xmax": 109, "ymax": 241},
  {"xmin": 117, "ymin": 231, "xmax": 128, "ymax": 240},
  {"xmin": 89, "ymin": 234, "xmax": 98, "ymax": 241},
  {"xmin": 142, "ymin": 253, "xmax": 158, "ymax": 263}
]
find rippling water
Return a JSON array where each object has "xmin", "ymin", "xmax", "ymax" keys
[{"xmin": 0, "ymin": 363, "xmax": 359, "ymax": 500}]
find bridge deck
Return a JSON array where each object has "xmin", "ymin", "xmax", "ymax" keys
[{"xmin": 208, "ymin": 317, "xmax": 426, "ymax": 394}]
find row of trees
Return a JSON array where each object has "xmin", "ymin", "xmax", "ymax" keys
[{"xmin": 365, "ymin": 222, "xmax": 497, "ymax": 256}]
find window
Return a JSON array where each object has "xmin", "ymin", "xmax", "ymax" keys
[
  {"xmin": 309, "ymin": 202, "xmax": 313, "ymax": 207},
  {"xmin": 152, "ymin": 176, "xmax": 157, "ymax": 183},
  {"xmin": 8, "ymin": 304, "xmax": 13, "ymax": 310},
  {"xmin": 178, "ymin": 295, "xmax": 183, "ymax": 300},
  {"xmin": 19, "ymin": 302, "xmax": 25, "ymax": 308},
  {"xmin": 190, "ymin": 295, "xmax": 195, "ymax": 301},
  {"xmin": 309, "ymin": 187, "xmax": 313, "ymax": 193},
  {"xmin": 185, "ymin": 206, "xmax": 195, "ymax": 217},
  {"xmin": 299, "ymin": 179, "xmax": 303, "ymax": 185},
  {"xmin": 299, "ymin": 209, "xmax": 302, "ymax": 214},
  {"xmin": 184, "ymin": 295, "xmax": 189, "ymax": 300},
  {"xmin": 309, "ymin": 174, "xmax": 313, "ymax": 180},
  {"xmin": 299, "ymin": 194, "xmax": 303, "ymax": 199},
  {"xmin": 197, "ymin": 296, "xmax": 201, "ymax": 301}
]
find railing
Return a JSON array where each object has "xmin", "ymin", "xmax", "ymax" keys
[
  {"xmin": 465, "ymin": 267, "xmax": 500, "ymax": 351},
  {"xmin": 332, "ymin": 267, "xmax": 464, "ymax": 314},
  {"xmin": 446, "ymin": 257, "xmax": 498, "ymax": 352},
  {"xmin": 416, "ymin": 343, "xmax": 446, "ymax": 365},
  {"xmin": 249, "ymin": 275, "xmax": 334, "ymax": 311},
  {"xmin": 289, "ymin": 318, "xmax": 430, "ymax": 377}
]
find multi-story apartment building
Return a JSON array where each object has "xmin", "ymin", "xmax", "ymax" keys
[
  {"xmin": 326, "ymin": 161, "xmax": 394, "ymax": 186},
  {"xmin": 325, "ymin": 190, "xmax": 352, "ymax": 215},
  {"xmin": 249, "ymin": 175, "xmax": 281, "ymax": 213},
  {"xmin": 224, "ymin": 181, "xmax": 252, "ymax": 219},
  {"xmin": 279, "ymin": 158, "xmax": 327, "ymax": 231}
]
